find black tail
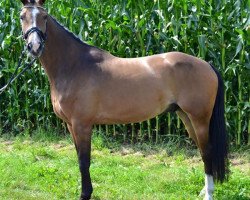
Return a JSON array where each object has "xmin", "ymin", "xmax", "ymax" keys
[{"xmin": 209, "ymin": 65, "xmax": 229, "ymax": 183}]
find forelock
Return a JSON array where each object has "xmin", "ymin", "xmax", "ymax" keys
[{"xmin": 26, "ymin": 0, "xmax": 39, "ymax": 5}]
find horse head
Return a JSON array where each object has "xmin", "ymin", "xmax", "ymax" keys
[{"xmin": 20, "ymin": 0, "xmax": 47, "ymax": 57}]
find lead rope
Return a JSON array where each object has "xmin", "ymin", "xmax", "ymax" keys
[{"xmin": 0, "ymin": 48, "xmax": 36, "ymax": 95}]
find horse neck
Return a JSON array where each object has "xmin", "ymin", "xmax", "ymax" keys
[{"xmin": 39, "ymin": 16, "xmax": 89, "ymax": 87}]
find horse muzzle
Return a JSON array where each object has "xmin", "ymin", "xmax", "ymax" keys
[
  {"xmin": 27, "ymin": 41, "xmax": 44, "ymax": 57},
  {"xmin": 23, "ymin": 27, "xmax": 47, "ymax": 58}
]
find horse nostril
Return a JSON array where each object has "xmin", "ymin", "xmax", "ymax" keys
[{"xmin": 27, "ymin": 43, "xmax": 33, "ymax": 52}]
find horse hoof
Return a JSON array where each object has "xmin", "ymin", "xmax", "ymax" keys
[
  {"xmin": 204, "ymin": 194, "xmax": 213, "ymax": 200},
  {"xmin": 79, "ymin": 195, "xmax": 91, "ymax": 200}
]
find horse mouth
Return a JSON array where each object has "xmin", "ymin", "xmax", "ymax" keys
[
  {"xmin": 28, "ymin": 46, "xmax": 44, "ymax": 58},
  {"xmin": 27, "ymin": 41, "xmax": 44, "ymax": 58},
  {"xmin": 29, "ymin": 50, "xmax": 42, "ymax": 58}
]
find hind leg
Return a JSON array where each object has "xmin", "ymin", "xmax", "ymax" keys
[
  {"xmin": 177, "ymin": 110, "xmax": 214, "ymax": 199},
  {"xmin": 188, "ymin": 115, "xmax": 214, "ymax": 200},
  {"xmin": 176, "ymin": 110, "xmax": 197, "ymax": 144}
]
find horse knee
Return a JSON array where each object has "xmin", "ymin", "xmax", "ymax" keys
[{"xmin": 78, "ymin": 153, "xmax": 91, "ymax": 172}]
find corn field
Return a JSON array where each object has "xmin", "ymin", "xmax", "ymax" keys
[{"xmin": 0, "ymin": 0, "xmax": 249, "ymax": 146}]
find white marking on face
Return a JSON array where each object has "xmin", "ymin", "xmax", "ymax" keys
[
  {"xmin": 32, "ymin": 7, "xmax": 40, "ymax": 27},
  {"xmin": 28, "ymin": 7, "xmax": 42, "ymax": 55}
]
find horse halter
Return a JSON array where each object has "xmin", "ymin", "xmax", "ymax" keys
[
  {"xmin": 23, "ymin": 26, "xmax": 47, "ymax": 43},
  {"xmin": 21, "ymin": 6, "xmax": 48, "ymax": 49}
]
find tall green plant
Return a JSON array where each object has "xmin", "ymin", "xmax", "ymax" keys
[{"xmin": 0, "ymin": 0, "xmax": 249, "ymax": 145}]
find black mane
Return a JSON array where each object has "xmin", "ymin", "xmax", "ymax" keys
[
  {"xmin": 49, "ymin": 15, "xmax": 109, "ymax": 55},
  {"xmin": 50, "ymin": 16, "xmax": 90, "ymax": 47}
]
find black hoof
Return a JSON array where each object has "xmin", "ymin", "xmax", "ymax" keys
[{"xmin": 79, "ymin": 194, "xmax": 91, "ymax": 200}]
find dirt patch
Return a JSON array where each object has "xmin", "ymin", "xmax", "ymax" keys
[{"xmin": 2, "ymin": 140, "xmax": 14, "ymax": 146}]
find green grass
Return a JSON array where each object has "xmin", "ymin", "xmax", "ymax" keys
[{"xmin": 0, "ymin": 133, "xmax": 249, "ymax": 200}]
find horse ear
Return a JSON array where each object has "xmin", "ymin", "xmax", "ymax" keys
[
  {"xmin": 20, "ymin": 0, "xmax": 45, "ymax": 5},
  {"xmin": 38, "ymin": 0, "xmax": 46, "ymax": 5}
]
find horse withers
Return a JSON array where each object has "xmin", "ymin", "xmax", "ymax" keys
[{"xmin": 19, "ymin": 0, "xmax": 229, "ymax": 199}]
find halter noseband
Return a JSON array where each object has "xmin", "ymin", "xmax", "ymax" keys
[
  {"xmin": 22, "ymin": 6, "xmax": 48, "ymax": 45},
  {"xmin": 23, "ymin": 27, "xmax": 47, "ymax": 43}
]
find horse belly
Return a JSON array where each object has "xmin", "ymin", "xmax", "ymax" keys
[
  {"xmin": 96, "ymin": 87, "xmax": 172, "ymax": 124},
  {"xmin": 96, "ymin": 107, "xmax": 163, "ymax": 125}
]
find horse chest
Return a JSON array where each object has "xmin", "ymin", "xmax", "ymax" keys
[{"xmin": 51, "ymin": 94, "xmax": 69, "ymax": 123}]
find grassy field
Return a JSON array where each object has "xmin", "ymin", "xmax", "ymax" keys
[{"xmin": 0, "ymin": 132, "xmax": 249, "ymax": 200}]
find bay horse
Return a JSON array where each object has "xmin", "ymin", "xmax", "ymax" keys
[{"xmin": 19, "ymin": 0, "xmax": 228, "ymax": 199}]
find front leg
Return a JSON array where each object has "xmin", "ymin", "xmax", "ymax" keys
[{"xmin": 68, "ymin": 122, "xmax": 93, "ymax": 200}]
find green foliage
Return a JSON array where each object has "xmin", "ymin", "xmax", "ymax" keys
[{"xmin": 0, "ymin": 0, "xmax": 249, "ymax": 145}]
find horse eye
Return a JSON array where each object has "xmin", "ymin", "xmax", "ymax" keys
[{"xmin": 20, "ymin": 16, "xmax": 24, "ymax": 20}]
